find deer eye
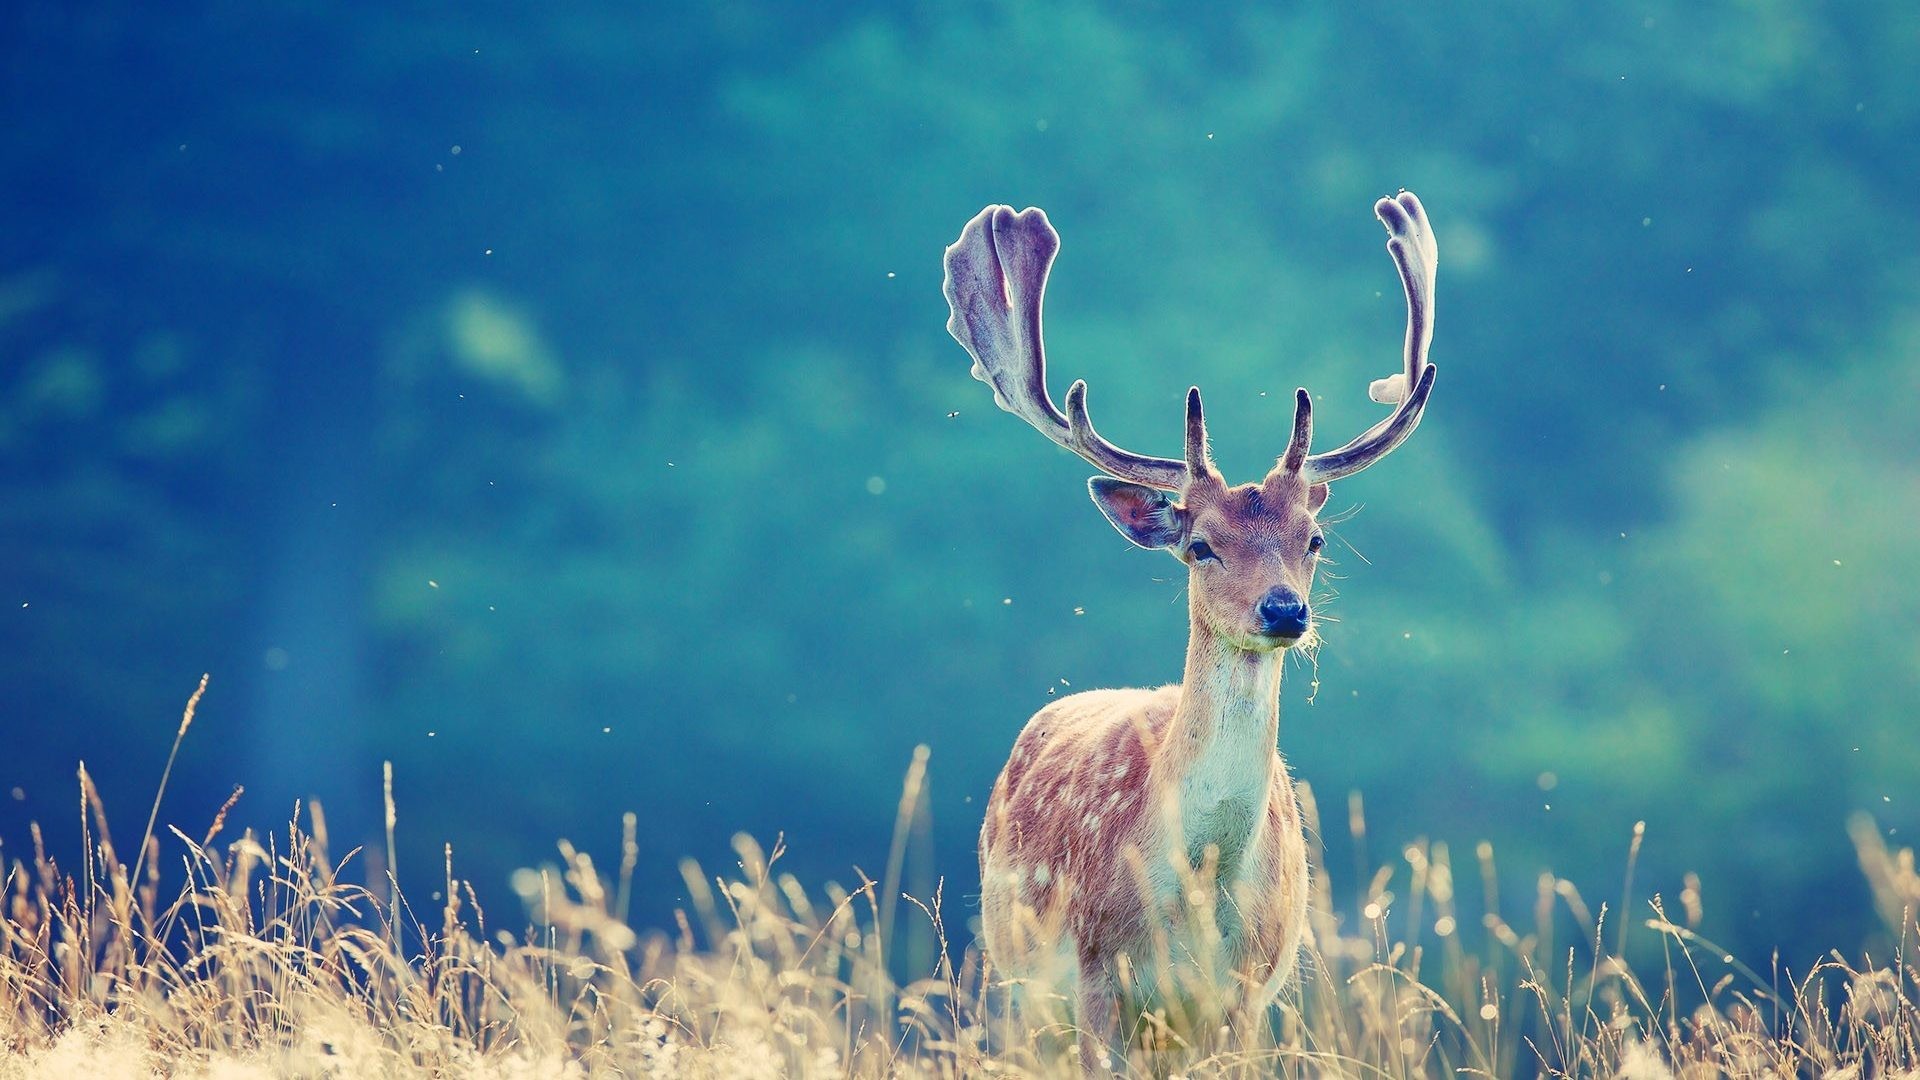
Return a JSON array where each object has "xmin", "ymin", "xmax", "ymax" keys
[
  {"xmin": 1187, "ymin": 540, "xmax": 1220, "ymax": 564},
  {"xmin": 1308, "ymin": 533, "xmax": 1325, "ymax": 555}
]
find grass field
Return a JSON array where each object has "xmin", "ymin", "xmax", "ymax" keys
[{"xmin": 5, "ymin": 684, "xmax": 1919, "ymax": 1078}]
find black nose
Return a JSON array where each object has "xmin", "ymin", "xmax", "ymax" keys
[{"xmin": 1256, "ymin": 587, "xmax": 1310, "ymax": 638}]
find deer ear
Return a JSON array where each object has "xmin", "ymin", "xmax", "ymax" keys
[
  {"xmin": 1088, "ymin": 477, "xmax": 1186, "ymax": 549},
  {"xmin": 1308, "ymin": 483, "xmax": 1330, "ymax": 513}
]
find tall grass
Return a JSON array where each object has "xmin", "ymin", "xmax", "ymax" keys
[{"xmin": 4, "ymin": 684, "xmax": 1918, "ymax": 1077}]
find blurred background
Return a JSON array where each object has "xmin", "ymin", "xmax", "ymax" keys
[{"xmin": 3, "ymin": 2, "xmax": 1917, "ymax": 969}]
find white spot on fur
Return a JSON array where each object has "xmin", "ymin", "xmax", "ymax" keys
[{"xmin": 1034, "ymin": 864, "xmax": 1052, "ymax": 885}]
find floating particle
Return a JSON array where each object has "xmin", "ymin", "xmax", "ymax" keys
[
  {"xmin": 484, "ymin": 248, "xmax": 493, "ymax": 256},
  {"xmin": 886, "ymin": 271, "xmax": 896, "ymax": 279},
  {"xmin": 1002, "ymin": 597, "xmax": 1013, "ymax": 606},
  {"xmin": 602, "ymin": 727, "xmax": 611, "ymax": 734},
  {"xmin": 428, "ymin": 731, "xmax": 437, "ymax": 737},
  {"xmin": 428, "ymin": 580, "xmax": 440, "ymax": 589},
  {"xmin": 947, "ymin": 410, "xmax": 960, "ymax": 418},
  {"xmin": 1072, "ymin": 606, "xmax": 1085, "ymax": 615},
  {"xmin": 451, "ymin": 145, "xmax": 462, "ymax": 155},
  {"xmin": 866, "ymin": 476, "xmax": 886, "ymax": 495},
  {"xmin": 1479, "ymin": 1004, "xmax": 1499, "ymax": 1021}
]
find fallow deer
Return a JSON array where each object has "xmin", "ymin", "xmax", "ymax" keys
[{"xmin": 944, "ymin": 192, "xmax": 1439, "ymax": 1067}]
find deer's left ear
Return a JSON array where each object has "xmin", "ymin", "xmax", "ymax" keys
[
  {"xmin": 1088, "ymin": 477, "xmax": 1186, "ymax": 549},
  {"xmin": 1308, "ymin": 483, "xmax": 1330, "ymax": 513}
]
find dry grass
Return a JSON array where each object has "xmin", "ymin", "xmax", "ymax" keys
[{"xmin": 5, "ymin": 687, "xmax": 1920, "ymax": 1077}]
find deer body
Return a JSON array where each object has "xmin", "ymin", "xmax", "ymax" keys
[
  {"xmin": 978, "ymin": 616, "xmax": 1310, "ymax": 1021},
  {"xmin": 943, "ymin": 192, "xmax": 1441, "ymax": 1065}
]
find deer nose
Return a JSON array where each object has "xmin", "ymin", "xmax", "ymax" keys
[{"xmin": 1255, "ymin": 587, "xmax": 1310, "ymax": 638}]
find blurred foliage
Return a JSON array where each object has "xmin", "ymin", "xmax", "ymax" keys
[{"xmin": 2, "ymin": 0, "xmax": 1917, "ymax": 964}]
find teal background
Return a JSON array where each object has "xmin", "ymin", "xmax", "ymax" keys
[{"xmin": 3, "ymin": 2, "xmax": 1917, "ymax": 965}]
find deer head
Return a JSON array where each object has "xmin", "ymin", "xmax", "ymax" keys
[{"xmin": 943, "ymin": 192, "xmax": 1438, "ymax": 651}]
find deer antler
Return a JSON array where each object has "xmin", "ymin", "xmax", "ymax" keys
[
  {"xmin": 1284, "ymin": 191, "xmax": 1441, "ymax": 485},
  {"xmin": 943, "ymin": 205, "xmax": 1193, "ymax": 492},
  {"xmin": 947, "ymin": 195, "xmax": 1438, "ymax": 492}
]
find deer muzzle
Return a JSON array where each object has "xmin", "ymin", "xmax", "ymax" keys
[{"xmin": 1255, "ymin": 586, "xmax": 1311, "ymax": 641}]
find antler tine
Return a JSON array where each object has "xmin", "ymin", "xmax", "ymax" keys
[
  {"xmin": 1280, "ymin": 388, "xmax": 1312, "ymax": 473},
  {"xmin": 1299, "ymin": 191, "xmax": 1441, "ymax": 485},
  {"xmin": 944, "ymin": 205, "xmax": 1190, "ymax": 492},
  {"xmin": 1182, "ymin": 386, "xmax": 1219, "ymax": 480},
  {"xmin": 1061, "ymin": 380, "xmax": 1190, "ymax": 490}
]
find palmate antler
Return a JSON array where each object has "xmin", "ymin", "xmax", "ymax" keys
[
  {"xmin": 942, "ymin": 205, "xmax": 1193, "ymax": 491},
  {"xmin": 942, "ymin": 192, "xmax": 1440, "ymax": 491},
  {"xmin": 1283, "ymin": 191, "xmax": 1440, "ymax": 485}
]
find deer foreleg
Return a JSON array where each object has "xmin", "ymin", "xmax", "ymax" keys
[{"xmin": 1076, "ymin": 950, "xmax": 1119, "ymax": 1073}]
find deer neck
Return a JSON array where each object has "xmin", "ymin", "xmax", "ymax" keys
[{"xmin": 1155, "ymin": 613, "xmax": 1283, "ymax": 837}]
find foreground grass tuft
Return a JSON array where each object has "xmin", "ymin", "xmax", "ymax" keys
[{"xmin": 4, "ymin": 691, "xmax": 1919, "ymax": 1076}]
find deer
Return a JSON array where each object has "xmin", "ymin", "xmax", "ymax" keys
[{"xmin": 943, "ymin": 191, "xmax": 1439, "ymax": 1068}]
